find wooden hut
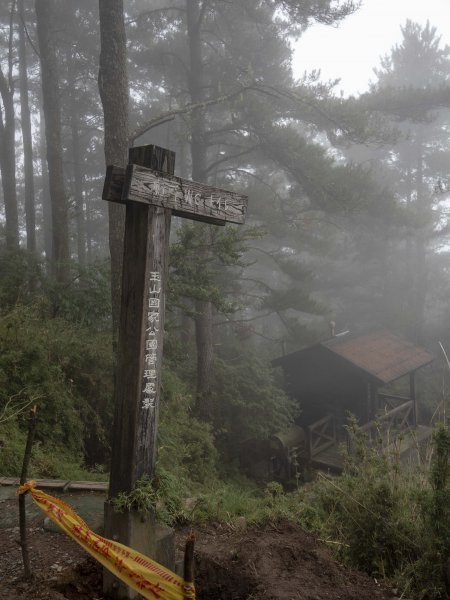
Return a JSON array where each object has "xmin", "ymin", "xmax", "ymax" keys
[{"xmin": 272, "ymin": 330, "xmax": 434, "ymax": 472}]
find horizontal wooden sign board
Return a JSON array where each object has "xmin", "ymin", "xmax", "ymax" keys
[{"xmin": 103, "ymin": 164, "xmax": 248, "ymax": 226}]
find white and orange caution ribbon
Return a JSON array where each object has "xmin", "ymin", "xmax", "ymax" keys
[{"xmin": 17, "ymin": 481, "xmax": 195, "ymax": 600}]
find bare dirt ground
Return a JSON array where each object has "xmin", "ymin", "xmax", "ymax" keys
[
  {"xmin": 0, "ymin": 493, "xmax": 399, "ymax": 600},
  {"xmin": 188, "ymin": 522, "xmax": 398, "ymax": 600}
]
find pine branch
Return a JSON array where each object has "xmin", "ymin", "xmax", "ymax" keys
[{"xmin": 125, "ymin": 6, "xmax": 185, "ymax": 26}]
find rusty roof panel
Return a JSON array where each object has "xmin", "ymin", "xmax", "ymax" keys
[{"xmin": 322, "ymin": 330, "xmax": 433, "ymax": 384}]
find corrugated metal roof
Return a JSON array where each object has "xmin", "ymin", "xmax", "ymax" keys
[{"xmin": 321, "ymin": 330, "xmax": 433, "ymax": 384}]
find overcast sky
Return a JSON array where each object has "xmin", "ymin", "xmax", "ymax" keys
[{"xmin": 293, "ymin": 0, "xmax": 450, "ymax": 96}]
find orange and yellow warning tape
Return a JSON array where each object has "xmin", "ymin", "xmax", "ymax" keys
[{"xmin": 17, "ymin": 481, "xmax": 195, "ymax": 600}]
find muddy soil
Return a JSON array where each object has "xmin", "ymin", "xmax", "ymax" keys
[
  {"xmin": 188, "ymin": 521, "xmax": 397, "ymax": 600},
  {"xmin": 0, "ymin": 491, "xmax": 399, "ymax": 600}
]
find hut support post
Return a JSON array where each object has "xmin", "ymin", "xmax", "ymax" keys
[
  {"xmin": 367, "ymin": 383, "xmax": 377, "ymax": 422},
  {"xmin": 410, "ymin": 371, "xmax": 417, "ymax": 427}
]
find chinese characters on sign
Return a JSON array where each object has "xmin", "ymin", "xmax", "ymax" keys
[
  {"xmin": 149, "ymin": 175, "xmax": 228, "ymax": 212},
  {"xmin": 119, "ymin": 163, "xmax": 249, "ymax": 226},
  {"xmin": 142, "ymin": 271, "xmax": 161, "ymax": 410}
]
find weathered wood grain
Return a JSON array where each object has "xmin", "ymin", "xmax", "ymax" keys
[
  {"xmin": 102, "ymin": 165, "xmax": 127, "ymax": 204},
  {"xmin": 108, "ymin": 145, "xmax": 172, "ymax": 498},
  {"xmin": 102, "ymin": 166, "xmax": 226, "ymax": 225},
  {"xmin": 122, "ymin": 164, "xmax": 248, "ymax": 224}
]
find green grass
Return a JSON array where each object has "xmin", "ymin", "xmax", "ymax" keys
[{"xmin": 0, "ymin": 421, "xmax": 108, "ymax": 481}]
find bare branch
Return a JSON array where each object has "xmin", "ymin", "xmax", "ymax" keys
[
  {"xmin": 0, "ymin": 388, "xmax": 44, "ymax": 424},
  {"xmin": 203, "ymin": 145, "xmax": 258, "ymax": 175},
  {"xmin": 130, "ymin": 86, "xmax": 246, "ymax": 143}
]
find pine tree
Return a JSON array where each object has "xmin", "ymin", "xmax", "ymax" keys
[{"xmin": 369, "ymin": 21, "xmax": 450, "ymax": 340}]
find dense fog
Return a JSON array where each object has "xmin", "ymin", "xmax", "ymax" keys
[{"xmin": 2, "ymin": 3, "xmax": 450, "ymax": 598}]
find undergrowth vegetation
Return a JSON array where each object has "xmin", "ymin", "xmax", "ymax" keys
[
  {"xmin": 146, "ymin": 423, "xmax": 450, "ymax": 599},
  {"xmin": 304, "ymin": 424, "xmax": 450, "ymax": 600}
]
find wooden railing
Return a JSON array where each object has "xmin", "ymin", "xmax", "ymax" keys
[
  {"xmin": 307, "ymin": 413, "xmax": 336, "ymax": 458},
  {"xmin": 358, "ymin": 400, "xmax": 413, "ymax": 445},
  {"xmin": 378, "ymin": 393, "xmax": 410, "ymax": 411},
  {"xmin": 307, "ymin": 401, "xmax": 414, "ymax": 462}
]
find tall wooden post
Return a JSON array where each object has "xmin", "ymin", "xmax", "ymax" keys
[
  {"xmin": 108, "ymin": 145, "xmax": 174, "ymax": 497},
  {"xmin": 102, "ymin": 143, "xmax": 247, "ymax": 599},
  {"xmin": 104, "ymin": 146, "xmax": 175, "ymax": 599}
]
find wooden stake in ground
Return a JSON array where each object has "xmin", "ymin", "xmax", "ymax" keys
[
  {"xmin": 183, "ymin": 533, "xmax": 195, "ymax": 599},
  {"xmin": 18, "ymin": 405, "xmax": 38, "ymax": 579}
]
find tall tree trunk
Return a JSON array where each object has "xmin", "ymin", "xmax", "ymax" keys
[
  {"xmin": 186, "ymin": 0, "xmax": 207, "ymax": 182},
  {"xmin": 18, "ymin": 0, "xmax": 36, "ymax": 254},
  {"xmin": 35, "ymin": 0, "xmax": 70, "ymax": 282},
  {"xmin": 0, "ymin": 3, "xmax": 19, "ymax": 250},
  {"xmin": 412, "ymin": 136, "xmax": 428, "ymax": 343},
  {"xmin": 98, "ymin": 0, "xmax": 129, "ymax": 350},
  {"xmin": 186, "ymin": 0, "xmax": 215, "ymax": 421},
  {"xmin": 67, "ymin": 46, "xmax": 86, "ymax": 267},
  {"xmin": 176, "ymin": 138, "xmax": 194, "ymax": 356},
  {"xmin": 39, "ymin": 104, "xmax": 52, "ymax": 262},
  {"xmin": 404, "ymin": 163, "xmax": 413, "ymax": 301},
  {"xmin": 70, "ymin": 109, "xmax": 86, "ymax": 267},
  {"xmin": 85, "ymin": 196, "xmax": 93, "ymax": 263},
  {"xmin": 392, "ymin": 161, "xmax": 414, "ymax": 332},
  {"xmin": 195, "ymin": 291, "xmax": 215, "ymax": 420}
]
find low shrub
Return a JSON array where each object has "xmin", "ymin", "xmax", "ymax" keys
[
  {"xmin": 0, "ymin": 420, "xmax": 106, "ymax": 480},
  {"xmin": 0, "ymin": 302, "xmax": 114, "ymax": 472},
  {"xmin": 300, "ymin": 423, "xmax": 450, "ymax": 599}
]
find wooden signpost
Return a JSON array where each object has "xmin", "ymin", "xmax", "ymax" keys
[
  {"xmin": 102, "ymin": 145, "xmax": 247, "ymax": 599},
  {"xmin": 104, "ymin": 163, "xmax": 247, "ymax": 226}
]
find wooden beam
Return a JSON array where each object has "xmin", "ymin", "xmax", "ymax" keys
[
  {"xmin": 103, "ymin": 166, "xmax": 223, "ymax": 225},
  {"xmin": 103, "ymin": 164, "xmax": 248, "ymax": 225},
  {"xmin": 102, "ymin": 165, "xmax": 127, "ymax": 204}
]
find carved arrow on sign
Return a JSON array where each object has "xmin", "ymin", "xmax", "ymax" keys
[{"xmin": 103, "ymin": 164, "xmax": 248, "ymax": 226}]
